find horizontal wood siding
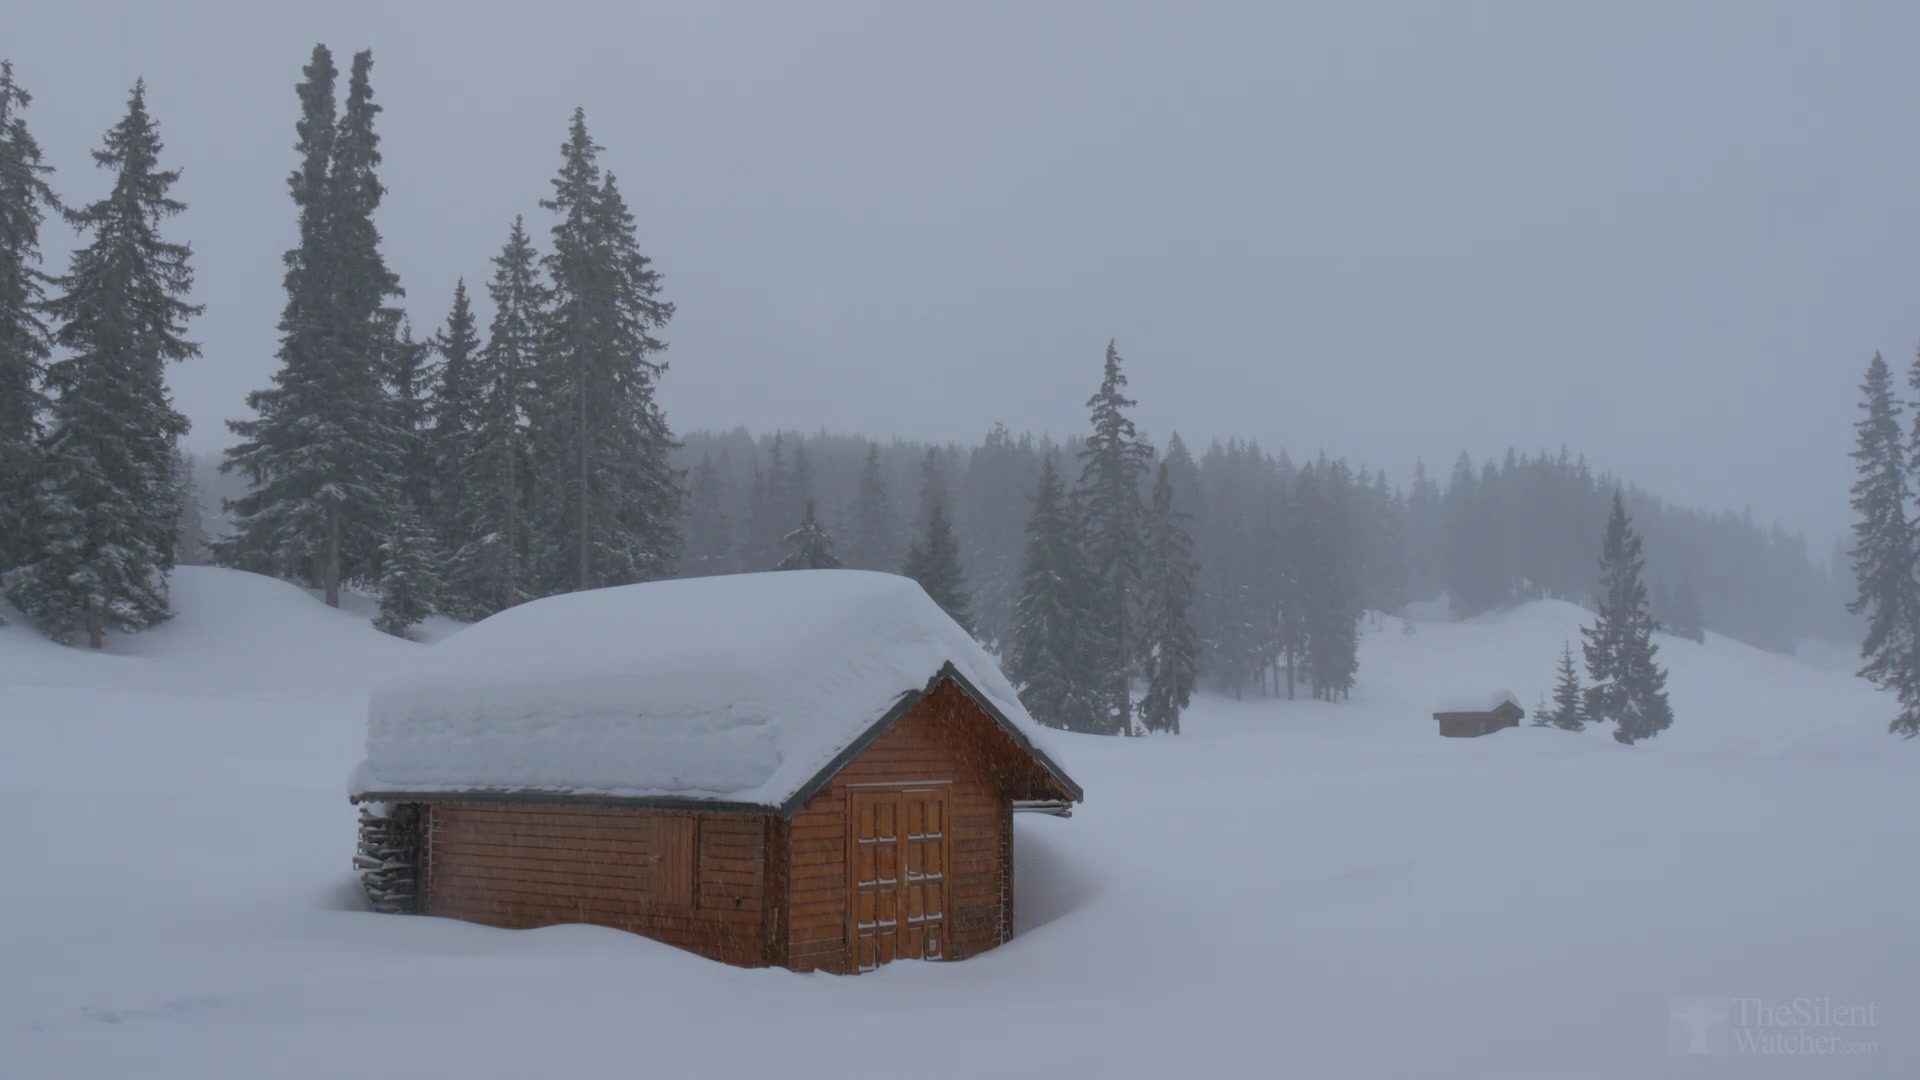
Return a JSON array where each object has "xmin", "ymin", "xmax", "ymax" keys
[
  {"xmin": 424, "ymin": 802, "xmax": 771, "ymax": 967},
  {"xmin": 785, "ymin": 680, "xmax": 1013, "ymax": 973}
]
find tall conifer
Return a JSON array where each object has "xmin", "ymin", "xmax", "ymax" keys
[
  {"xmin": 224, "ymin": 46, "xmax": 405, "ymax": 607},
  {"xmin": 9, "ymin": 81, "xmax": 200, "ymax": 646},
  {"xmin": 1008, "ymin": 454, "xmax": 1101, "ymax": 732},
  {"xmin": 458, "ymin": 217, "xmax": 544, "ymax": 612},
  {"xmin": 530, "ymin": 110, "xmax": 679, "ymax": 592},
  {"xmin": 1076, "ymin": 340, "xmax": 1152, "ymax": 734},
  {"xmin": 0, "ymin": 60, "xmax": 58, "ymax": 577},
  {"xmin": 1582, "ymin": 492, "xmax": 1674, "ymax": 744},
  {"xmin": 1138, "ymin": 460, "xmax": 1198, "ymax": 733},
  {"xmin": 1850, "ymin": 352, "xmax": 1920, "ymax": 736}
]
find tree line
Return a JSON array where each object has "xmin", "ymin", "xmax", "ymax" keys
[{"xmin": 1, "ymin": 51, "xmax": 1851, "ymax": 743}]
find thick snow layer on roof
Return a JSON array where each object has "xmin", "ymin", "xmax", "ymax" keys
[
  {"xmin": 1432, "ymin": 690, "xmax": 1522, "ymax": 714},
  {"xmin": 350, "ymin": 570, "xmax": 1062, "ymax": 807}
]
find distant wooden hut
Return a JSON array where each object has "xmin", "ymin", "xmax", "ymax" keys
[
  {"xmin": 1433, "ymin": 693, "xmax": 1525, "ymax": 737},
  {"xmin": 349, "ymin": 571, "xmax": 1082, "ymax": 975}
]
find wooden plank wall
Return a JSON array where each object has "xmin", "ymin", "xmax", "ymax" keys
[
  {"xmin": 423, "ymin": 802, "xmax": 773, "ymax": 967},
  {"xmin": 785, "ymin": 681, "xmax": 1013, "ymax": 973}
]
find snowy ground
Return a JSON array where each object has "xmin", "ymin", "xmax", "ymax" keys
[{"xmin": 2, "ymin": 568, "xmax": 1913, "ymax": 1078}]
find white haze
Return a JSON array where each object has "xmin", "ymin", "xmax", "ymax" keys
[{"xmin": 15, "ymin": 1, "xmax": 1919, "ymax": 549}]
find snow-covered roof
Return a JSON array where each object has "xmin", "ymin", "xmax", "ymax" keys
[
  {"xmin": 349, "ymin": 570, "xmax": 1078, "ymax": 813},
  {"xmin": 1432, "ymin": 690, "xmax": 1524, "ymax": 715}
]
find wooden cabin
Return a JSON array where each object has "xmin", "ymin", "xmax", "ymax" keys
[
  {"xmin": 349, "ymin": 571, "xmax": 1082, "ymax": 975},
  {"xmin": 1433, "ymin": 693, "xmax": 1525, "ymax": 737}
]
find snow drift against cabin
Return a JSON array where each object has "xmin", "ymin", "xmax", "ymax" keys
[{"xmin": 349, "ymin": 570, "xmax": 1065, "ymax": 806}]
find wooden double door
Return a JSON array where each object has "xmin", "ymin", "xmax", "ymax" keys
[{"xmin": 849, "ymin": 784, "xmax": 951, "ymax": 972}]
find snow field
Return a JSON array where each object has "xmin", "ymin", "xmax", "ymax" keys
[{"xmin": 1, "ymin": 568, "xmax": 1912, "ymax": 1078}]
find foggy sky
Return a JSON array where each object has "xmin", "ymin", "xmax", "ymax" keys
[{"xmin": 14, "ymin": 1, "xmax": 1917, "ymax": 548}]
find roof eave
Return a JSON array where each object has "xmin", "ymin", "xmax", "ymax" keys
[
  {"xmin": 349, "ymin": 789, "xmax": 780, "ymax": 816},
  {"xmin": 774, "ymin": 661, "xmax": 1085, "ymax": 819}
]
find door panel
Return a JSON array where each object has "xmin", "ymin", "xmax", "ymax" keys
[{"xmin": 849, "ymin": 786, "xmax": 950, "ymax": 971}]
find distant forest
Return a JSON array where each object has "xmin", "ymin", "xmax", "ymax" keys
[
  {"xmin": 183, "ymin": 433, "xmax": 1859, "ymax": 678},
  {"xmin": 189, "ymin": 421, "xmax": 1854, "ymax": 684},
  {"xmin": 650, "ymin": 432, "xmax": 1852, "ymax": 669}
]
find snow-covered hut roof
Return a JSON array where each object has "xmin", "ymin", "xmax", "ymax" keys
[
  {"xmin": 349, "ymin": 570, "xmax": 1080, "ymax": 814},
  {"xmin": 1432, "ymin": 690, "xmax": 1524, "ymax": 716}
]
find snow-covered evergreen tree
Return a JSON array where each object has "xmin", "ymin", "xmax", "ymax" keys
[
  {"xmin": 1006, "ymin": 453, "xmax": 1101, "ymax": 732},
  {"xmin": 777, "ymin": 498, "xmax": 841, "ymax": 571},
  {"xmin": 224, "ymin": 47, "xmax": 404, "ymax": 607},
  {"xmin": 681, "ymin": 452, "xmax": 733, "ymax": 577},
  {"xmin": 528, "ymin": 109, "xmax": 679, "ymax": 593},
  {"xmin": 455, "ymin": 217, "xmax": 544, "ymax": 614},
  {"xmin": 424, "ymin": 279, "xmax": 483, "ymax": 614},
  {"xmin": 1549, "ymin": 641, "xmax": 1584, "ymax": 731},
  {"xmin": 847, "ymin": 442, "xmax": 896, "ymax": 571},
  {"xmin": 1075, "ymin": 340, "xmax": 1153, "ymax": 734},
  {"xmin": 0, "ymin": 60, "xmax": 58, "ymax": 579},
  {"xmin": 1137, "ymin": 459, "xmax": 1198, "ymax": 733},
  {"xmin": 903, "ymin": 491, "xmax": 973, "ymax": 634},
  {"xmin": 1849, "ymin": 352, "xmax": 1920, "ymax": 737},
  {"xmin": 1300, "ymin": 459, "xmax": 1361, "ymax": 700},
  {"xmin": 386, "ymin": 319, "xmax": 432, "ymax": 517},
  {"xmin": 8, "ymin": 81, "xmax": 199, "ymax": 647},
  {"xmin": 372, "ymin": 503, "xmax": 441, "ymax": 640},
  {"xmin": 1582, "ymin": 492, "xmax": 1673, "ymax": 744}
]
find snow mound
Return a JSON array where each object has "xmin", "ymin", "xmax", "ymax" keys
[
  {"xmin": 352, "ymin": 570, "xmax": 1063, "ymax": 808},
  {"xmin": 0, "ymin": 566, "xmax": 419, "ymax": 695}
]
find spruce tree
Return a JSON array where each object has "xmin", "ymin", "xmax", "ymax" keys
[
  {"xmin": 1850, "ymin": 352, "xmax": 1920, "ymax": 736},
  {"xmin": 682, "ymin": 452, "xmax": 732, "ymax": 576},
  {"xmin": 777, "ymin": 498, "xmax": 842, "ymax": 570},
  {"xmin": 1581, "ymin": 492, "xmax": 1674, "ymax": 744},
  {"xmin": 387, "ymin": 319, "xmax": 432, "ymax": 516},
  {"xmin": 426, "ymin": 279, "xmax": 484, "ymax": 613},
  {"xmin": 848, "ymin": 442, "xmax": 896, "ymax": 570},
  {"xmin": 1007, "ymin": 454, "xmax": 1100, "ymax": 732},
  {"xmin": 224, "ymin": 47, "xmax": 404, "ymax": 607},
  {"xmin": 1138, "ymin": 459, "xmax": 1198, "ymax": 733},
  {"xmin": 8, "ymin": 81, "xmax": 200, "ymax": 646},
  {"xmin": 1299, "ymin": 459, "xmax": 1361, "ymax": 700},
  {"xmin": 0, "ymin": 60, "xmax": 58, "ymax": 578},
  {"xmin": 457, "ymin": 217, "xmax": 544, "ymax": 612},
  {"xmin": 903, "ymin": 494, "xmax": 973, "ymax": 634},
  {"xmin": 1076, "ymin": 340, "xmax": 1153, "ymax": 734},
  {"xmin": 372, "ymin": 503, "xmax": 441, "ymax": 640},
  {"xmin": 529, "ymin": 110, "xmax": 679, "ymax": 593},
  {"xmin": 1549, "ymin": 641, "xmax": 1584, "ymax": 731},
  {"xmin": 1531, "ymin": 693, "xmax": 1552, "ymax": 727}
]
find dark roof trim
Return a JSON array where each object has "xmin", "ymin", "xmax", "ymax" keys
[
  {"xmin": 352, "ymin": 662, "xmax": 1085, "ymax": 820},
  {"xmin": 775, "ymin": 661, "xmax": 1085, "ymax": 818}
]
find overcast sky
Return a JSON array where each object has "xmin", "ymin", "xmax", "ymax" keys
[{"xmin": 14, "ymin": 1, "xmax": 1918, "ymax": 547}]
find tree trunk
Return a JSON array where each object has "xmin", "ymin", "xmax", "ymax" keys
[
  {"xmin": 325, "ymin": 499, "xmax": 341, "ymax": 608},
  {"xmin": 1285, "ymin": 645, "xmax": 1296, "ymax": 700},
  {"xmin": 88, "ymin": 602, "xmax": 104, "ymax": 650}
]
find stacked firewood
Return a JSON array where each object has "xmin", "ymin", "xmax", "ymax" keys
[{"xmin": 354, "ymin": 802, "xmax": 422, "ymax": 914}]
